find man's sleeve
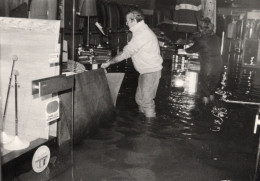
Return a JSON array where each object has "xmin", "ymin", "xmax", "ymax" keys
[
  {"xmin": 186, "ymin": 39, "xmax": 201, "ymax": 53},
  {"xmin": 120, "ymin": 35, "xmax": 145, "ymax": 60}
]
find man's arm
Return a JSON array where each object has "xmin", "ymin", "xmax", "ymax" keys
[
  {"xmin": 101, "ymin": 52, "xmax": 125, "ymax": 68},
  {"xmin": 109, "ymin": 52, "xmax": 125, "ymax": 64},
  {"xmin": 101, "ymin": 35, "xmax": 142, "ymax": 69}
]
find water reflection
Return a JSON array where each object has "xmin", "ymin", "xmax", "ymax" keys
[
  {"xmin": 114, "ymin": 58, "xmax": 259, "ymax": 180},
  {"xmin": 217, "ymin": 56, "xmax": 260, "ymax": 103},
  {"xmin": 53, "ymin": 57, "xmax": 260, "ymax": 181}
]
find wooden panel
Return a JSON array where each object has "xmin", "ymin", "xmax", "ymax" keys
[
  {"xmin": 0, "ymin": 17, "xmax": 60, "ymax": 141},
  {"xmin": 38, "ymin": 75, "xmax": 74, "ymax": 96},
  {"xmin": 73, "ymin": 69, "xmax": 115, "ymax": 144}
]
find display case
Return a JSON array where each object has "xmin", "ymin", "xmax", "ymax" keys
[
  {"xmin": 217, "ymin": 8, "xmax": 260, "ymax": 67},
  {"xmin": 0, "ymin": 1, "xmax": 75, "ymax": 180},
  {"xmin": 1, "ymin": 1, "xmax": 120, "ymax": 180},
  {"xmin": 242, "ymin": 11, "xmax": 260, "ymax": 67}
]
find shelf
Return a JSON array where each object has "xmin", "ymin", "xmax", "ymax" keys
[{"xmin": 2, "ymin": 137, "xmax": 57, "ymax": 165}]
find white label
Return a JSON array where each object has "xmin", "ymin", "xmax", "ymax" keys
[
  {"xmin": 32, "ymin": 145, "xmax": 51, "ymax": 173},
  {"xmin": 45, "ymin": 97, "xmax": 60, "ymax": 123}
]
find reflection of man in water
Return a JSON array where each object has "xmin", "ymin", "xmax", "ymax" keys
[
  {"xmin": 185, "ymin": 17, "xmax": 224, "ymax": 105},
  {"xmin": 101, "ymin": 9, "xmax": 163, "ymax": 117}
]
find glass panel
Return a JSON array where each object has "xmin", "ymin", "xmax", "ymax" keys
[{"xmin": 0, "ymin": 1, "xmax": 73, "ymax": 180}]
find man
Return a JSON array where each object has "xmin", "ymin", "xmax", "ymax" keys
[{"xmin": 101, "ymin": 9, "xmax": 163, "ymax": 118}]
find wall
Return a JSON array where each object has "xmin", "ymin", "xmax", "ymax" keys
[
  {"xmin": 248, "ymin": 0, "xmax": 260, "ymax": 8},
  {"xmin": 100, "ymin": 0, "xmax": 156, "ymax": 9},
  {"xmin": 218, "ymin": 0, "xmax": 260, "ymax": 8},
  {"xmin": 0, "ymin": 0, "xmax": 6, "ymax": 16},
  {"xmin": 0, "ymin": 0, "xmax": 29, "ymax": 17}
]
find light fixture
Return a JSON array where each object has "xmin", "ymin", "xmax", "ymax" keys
[{"xmin": 78, "ymin": 0, "xmax": 97, "ymax": 47}]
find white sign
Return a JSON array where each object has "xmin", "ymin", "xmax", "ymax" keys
[
  {"xmin": 45, "ymin": 97, "xmax": 60, "ymax": 123},
  {"xmin": 32, "ymin": 145, "xmax": 51, "ymax": 173}
]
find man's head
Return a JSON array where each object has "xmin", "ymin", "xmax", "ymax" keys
[
  {"xmin": 126, "ymin": 10, "xmax": 144, "ymax": 28},
  {"xmin": 199, "ymin": 17, "xmax": 214, "ymax": 36}
]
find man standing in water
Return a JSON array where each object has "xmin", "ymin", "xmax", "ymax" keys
[{"xmin": 101, "ymin": 9, "xmax": 163, "ymax": 118}]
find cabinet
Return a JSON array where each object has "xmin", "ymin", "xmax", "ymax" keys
[
  {"xmin": 0, "ymin": 17, "xmax": 75, "ymax": 180},
  {"xmin": 242, "ymin": 11, "xmax": 260, "ymax": 67},
  {"xmin": 217, "ymin": 8, "xmax": 260, "ymax": 67},
  {"xmin": 0, "ymin": 2, "xmax": 73, "ymax": 179}
]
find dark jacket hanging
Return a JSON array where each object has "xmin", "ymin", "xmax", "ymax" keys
[{"xmin": 172, "ymin": 0, "xmax": 202, "ymax": 33}]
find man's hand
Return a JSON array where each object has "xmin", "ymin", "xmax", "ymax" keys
[{"xmin": 101, "ymin": 61, "xmax": 111, "ymax": 69}]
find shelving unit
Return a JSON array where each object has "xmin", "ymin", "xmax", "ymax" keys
[{"xmin": 242, "ymin": 11, "xmax": 260, "ymax": 67}]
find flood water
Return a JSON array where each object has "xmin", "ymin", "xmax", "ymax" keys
[{"xmin": 53, "ymin": 58, "xmax": 260, "ymax": 181}]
